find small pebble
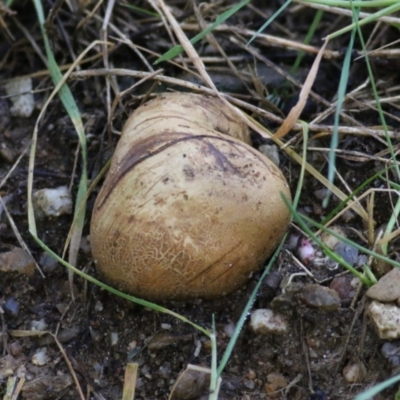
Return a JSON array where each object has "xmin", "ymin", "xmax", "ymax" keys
[
  {"xmin": 366, "ymin": 268, "xmax": 400, "ymax": 302},
  {"xmin": 94, "ymin": 300, "xmax": 103, "ymax": 312},
  {"xmin": 4, "ymin": 297, "xmax": 19, "ymax": 316},
  {"xmin": 299, "ymin": 284, "xmax": 340, "ymax": 311},
  {"xmin": 341, "ymin": 210, "xmax": 355, "ymax": 223},
  {"xmin": 39, "ymin": 252, "xmax": 58, "ymax": 273},
  {"xmin": 368, "ymin": 300, "xmax": 400, "ymax": 339},
  {"xmin": 90, "ymin": 327, "xmax": 102, "ymax": 342},
  {"xmin": 4, "ymin": 78, "xmax": 34, "ymax": 118},
  {"xmin": 110, "ymin": 332, "xmax": 118, "ymax": 346},
  {"xmin": 264, "ymin": 270, "xmax": 283, "ymax": 290},
  {"xmin": 246, "ymin": 369, "xmax": 256, "ymax": 380},
  {"xmin": 0, "ymin": 144, "xmax": 15, "ymax": 163},
  {"xmin": 158, "ymin": 363, "xmax": 171, "ymax": 379},
  {"xmin": 169, "ymin": 364, "xmax": 210, "ymax": 400},
  {"xmin": 381, "ymin": 342, "xmax": 400, "ymax": 368},
  {"xmin": 243, "ymin": 379, "xmax": 255, "ymax": 390},
  {"xmin": 9, "ymin": 342, "xmax": 23, "ymax": 356},
  {"xmin": 32, "ymin": 348, "xmax": 49, "ymax": 366},
  {"xmin": 31, "ymin": 319, "xmax": 47, "ymax": 331},
  {"xmin": 32, "ymin": 186, "xmax": 73, "ymax": 218},
  {"xmin": 56, "ymin": 303, "xmax": 68, "ymax": 314},
  {"xmin": 128, "ymin": 340, "xmax": 137, "ymax": 351},
  {"xmin": 329, "ymin": 275, "xmax": 358, "ymax": 300},
  {"xmin": 0, "ymin": 247, "xmax": 35, "ymax": 276},
  {"xmin": 266, "ymin": 372, "xmax": 288, "ymax": 388},
  {"xmin": 250, "ymin": 309, "xmax": 288, "ymax": 335},
  {"xmin": 223, "ymin": 322, "xmax": 236, "ymax": 338},
  {"xmin": 334, "ymin": 242, "xmax": 358, "ymax": 266},
  {"xmin": 343, "ymin": 362, "xmax": 366, "ymax": 383},
  {"xmin": 381, "ymin": 342, "xmax": 398, "ymax": 358},
  {"xmin": 356, "ymin": 254, "xmax": 368, "ymax": 268},
  {"xmin": 264, "ymin": 372, "xmax": 288, "ymax": 396}
]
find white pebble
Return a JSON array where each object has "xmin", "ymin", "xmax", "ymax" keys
[
  {"xmin": 250, "ymin": 309, "xmax": 288, "ymax": 335},
  {"xmin": 31, "ymin": 319, "xmax": 48, "ymax": 331},
  {"xmin": 33, "ymin": 186, "xmax": 73, "ymax": 218},
  {"xmin": 32, "ymin": 348, "xmax": 49, "ymax": 366},
  {"xmin": 4, "ymin": 78, "xmax": 35, "ymax": 118},
  {"xmin": 368, "ymin": 300, "xmax": 400, "ymax": 339},
  {"xmin": 223, "ymin": 322, "xmax": 236, "ymax": 338},
  {"xmin": 343, "ymin": 362, "xmax": 366, "ymax": 383},
  {"xmin": 110, "ymin": 332, "xmax": 118, "ymax": 346}
]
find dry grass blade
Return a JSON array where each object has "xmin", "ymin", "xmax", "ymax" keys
[
  {"xmin": 52, "ymin": 333, "xmax": 86, "ymax": 400},
  {"xmin": 272, "ymin": 40, "xmax": 328, "ymax": 139},
  {"xmin": 156, "ymin": 0, "xmax": 218, "ymax": 92},
  {"xmin": 4, "ymin": 376, "xmax": 25, "ymax": 400},
  {"xmin": 122, "ymin": 363, "xmax": 138, "ymax": 400},
  {"xmin": 11, "ymin": 376, "xmax": 25, "ymax": 400}
]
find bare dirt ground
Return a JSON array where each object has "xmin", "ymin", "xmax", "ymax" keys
[{"xmin": 1, "ymin": 1, "xmax": 400, "ymax": 399}]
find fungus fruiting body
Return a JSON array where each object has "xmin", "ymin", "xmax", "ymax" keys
[{"xmin": 90, "ymin": 93, "xmax": 291, "ymax": 300}]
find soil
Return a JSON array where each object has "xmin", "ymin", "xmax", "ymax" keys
[{"xmin": 1, "ymin": 1, "xmax": 400, "ymax": 399}]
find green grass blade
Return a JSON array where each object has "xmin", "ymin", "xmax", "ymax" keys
[
  {"xmin": 121, "ymin": 4, "xmax": 159, "ymax": 17},
  {"xmin": 324, "ymin": 7, "xmax": 358, "ymax": 207},
  {"xmin": 247, "ymin": 0, "xmax": 292, "ymax": 46},
  {"xmin": 208, "ymin": 317, "xmax": 220, "ymax": 400},
  {"xmin": 154, "ymin": 0, "xmax": 249, "ymax": 64},
  {"xmin": 355, "ymin": 373, "xmax": 400, "ymax": 399},
  {"xmin": 32, "ymin": 0, "xmax": 88, "ymax": 274}
]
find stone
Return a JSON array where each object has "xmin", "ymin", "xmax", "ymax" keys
[
  {"xmin": 366, "ymin": 268, "xmax": 400, "ymax": 302},
  {"xmin": 368, "ymin": 300, "xmax": 400, "ymax": 340},
  {"xmin": 334, "ymin": 242, "xmax": 358, "ymax": 266},
  {"xmin": 4, "ymin": 78, "xmax": 34, "ymax": 118},
  {"xmin": 330, "ymin": 275, "xmax": 359, "ymax": 300},
  {"xmin": 343, "ymin": 362, "xmax": 366, "ymax": 383},
  {"xmin": 32, "ymin": 186, "xmax": 72, "ymax": 218},
  {"xmin": 0, "ymin": 247, "xmax": 35, "ymax": 276},
  {"xmin": 250, "ymin": 309, "xmax": 288, "ymax": 335},
  {"xmin": 299, "ymin": 284, "xmax": 340, "ymax": 311},
  {"xmin": 169, "ymin": 364, "xmax": 210, "ymax": 400}
]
